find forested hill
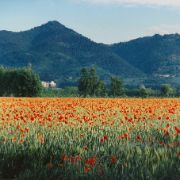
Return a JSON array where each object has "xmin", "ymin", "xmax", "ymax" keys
[
  {"xmin": 111, "ymin": 34, "xmax": 180, "ymax": 77},
  {"xmin": 0, "ymin": 21, "xmax": 179, "ymax": 87}
]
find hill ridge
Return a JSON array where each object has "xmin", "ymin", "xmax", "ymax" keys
[{"xmin": 0, "ymin": 21, "xmax": 179, "ymax": 87}]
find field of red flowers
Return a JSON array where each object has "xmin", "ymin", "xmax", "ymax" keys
[{"xmin": 0, "ymin": 98, "xmax": 180, "ymax": 179}]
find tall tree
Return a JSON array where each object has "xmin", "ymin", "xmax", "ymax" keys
[
  {"xmin": 78, "ymin": 67, "xmax": 105, "ymax": 97},
  {"xmin": 89, "ymin": 68, "xmax": 99, "ymax": 96},
  {"xmin": 95, "ymin": 80, "xmax": 107, "ymax": 97},
  {"xmin": 110, "ymin": 76, "xmax": 124, "ymax": 97},
  {"xmin": 78, "ymin": 68, "xmax": 89, "ymax": 97}
]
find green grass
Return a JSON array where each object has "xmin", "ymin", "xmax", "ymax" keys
[{"xmin": 0, "ymin": 125, "xmax": 179, "ymax": 180}]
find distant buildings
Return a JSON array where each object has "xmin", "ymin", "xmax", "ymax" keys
[
  {"xmin": 158, "ymin": 74, "xmax": 176, "ymax": 78},
  {"xmin": 42, "ymin": 81, "xmax": 56, "ymax": 88}
]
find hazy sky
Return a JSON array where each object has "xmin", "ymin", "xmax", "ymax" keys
[{"xmin": 0, "ymin": 0, "xmax": 180, "ymax": 44}]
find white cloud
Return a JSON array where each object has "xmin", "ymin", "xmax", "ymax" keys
[{"xmin": 78, "ymin": 0, "xmax": 180, "ymax": 7}]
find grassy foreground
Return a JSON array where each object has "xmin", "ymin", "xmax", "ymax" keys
[{"xmin": 0, "ymin": 98, "xmax": 179, "ymax": 179}]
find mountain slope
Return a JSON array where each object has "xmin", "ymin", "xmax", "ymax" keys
[
  {"xmin": 0, "ymin": 21, "xmax": 179, "ymax": 87},
  {"xmin": 0, "ymin": 21, "xmax": 143, "ymax": 86},
  {"xmin": 111, "ymin": 34, "xmax": 180, "ymax": 77}
]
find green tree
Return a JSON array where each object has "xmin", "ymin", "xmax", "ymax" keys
[
  {"xmin": 0, "ymin": 67, "xmax": 42, "ymax": 97},
  {"xmin": 88, "ymin": 68, "xmax": 99, "ymax": 96},
  {"xmin": 110, "ymin": 76, "xmax": 124, "ymax": 97},
  {"xmin": 160, "ymin": 84, "xmax": 174, "ymax": 97},
  {"xmin": 176, "ymin": 88, "xmax": 180, "ymax": 97},
  {"xmin": 78, "ymin": 68, "xmax": 89, "ymax": 97},
  {"xmin": 1, "ymin": 69, "xmax": 13, "ymax": 96},
  {"xmin": 78, "ymin": 67, "xmax": 101, "ymax": 97},
  {"xmin": 138, "ymin": 85, "xmax": 153, "ymax": 98},
  {"xmin": 0, "ymin": 67, "xmax": 5, "ymax": 96},
  {"xmin": 12, "ymin": 69, "xmax": 42, "ymax": 97},
  {"xmin": 95, "ymin": 80, "xmax": 107, "ymax": 97}
]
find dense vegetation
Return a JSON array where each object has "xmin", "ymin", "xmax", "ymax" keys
[
  {"xmin": 0, "ymin": 66, "xmax": 179, "ymax": 98},
  {"xmin": 0, "ymin": 67, "xmax": 42, "ymax": 97},
  {"xmin": 45, "ymin": 67, "xmax": 179, "ymax": 98},
  {"xmin": 0, "ymin": 21, "xmax": 179, "ymax": 88}
]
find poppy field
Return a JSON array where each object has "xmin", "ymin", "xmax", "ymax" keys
[{"xmin": 0, "ymin": 98, "xmax": 180, "ymax": 179}]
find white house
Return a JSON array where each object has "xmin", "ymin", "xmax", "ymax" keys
[{"xmin": 42, "ymin": 81, "xmax": 57, "ymax": 88}]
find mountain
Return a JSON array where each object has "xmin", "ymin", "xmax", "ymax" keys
[
  {"xmin": 111, "ymin": 34, "xmax": 180, "ymax": 87},
  {"xmin": 0, "ymin": 21, "xmax": 179, "ymax": 87}
]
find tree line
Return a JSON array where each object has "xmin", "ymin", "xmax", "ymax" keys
[
  {"xmin": 78, "ymin": 67, "xmax": 180, "ymax": 98},
  {"xmin": 0, "ymin": 66, "xmax": 179, "ymax": 97}
]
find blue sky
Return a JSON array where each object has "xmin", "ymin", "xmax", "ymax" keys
[{"xmin": 0, "ymin": 0, "xmax": 180, "ymax": 44}]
